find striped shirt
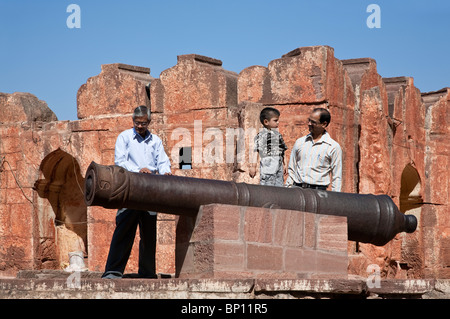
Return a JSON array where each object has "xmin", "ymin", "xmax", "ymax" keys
[
  {"xmin": 286, "ymin": 131, "xmax": 342, "ymax": 191},
  {"xmin": 253, "ymin": 128, "xmax": 287, "ymax": 158}
]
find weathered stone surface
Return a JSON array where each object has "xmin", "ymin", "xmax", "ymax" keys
[
  {"xmin": 422, "ymin": 88, "xmax": 450, "ymax": 278},
  {"xmin": 0, "ymin": 92, "xmax": 57, "ymax": 123},
  {"xmin": 151, "ymin": 54, "xmax": 237, "ymax": 114},
  {"xmin": 358, "ymin": 87, "xmax": 392, "ymax": 195},
  {"xmin": 238, "ymin": 66, "xmax": 271, "ymax": 104},
  {"xmin": 239, "ymin": 46, "xmax": 348, "ymax": 106},
  {"xmin": 343, "ymin": 58, "xmax": 391, "ymax": 195},
  {"xmin": 368, "ymin": 279, "xmax": 435, "ymax": 296},
  {"xmin": 269, "ymin": 46, "xmax": 329, "ymax": 104},
  {"xmin": 342, "ymin": 60, "xmax": 430, "ymax": 280},
  {"xmin": 254, "ymin": 278, "xmax": 366, "ymax": 295},
  {"xmin": 1, "ymin": 273, "xmax": 448, "ymax": 299},
  {"xmin": 77, "ymin": 63, "xmax": 152, "ymax": 119}
]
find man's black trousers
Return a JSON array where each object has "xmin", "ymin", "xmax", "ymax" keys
[{"xmin": 102, "ymin": 208, "xmax": 157, "ymax": 278}]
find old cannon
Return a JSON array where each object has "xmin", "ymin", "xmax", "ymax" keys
[{"xmin": 84, "ymin": 162, "xmax": 417, "ymax": 246}]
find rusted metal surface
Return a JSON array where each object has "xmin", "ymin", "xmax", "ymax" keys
[{"xmin": 84, "ymin": 162, "xmax": 417, "ymax": 246}]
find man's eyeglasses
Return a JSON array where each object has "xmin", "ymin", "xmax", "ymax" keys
[{"xmin": 134, "ymin": 121, "xmax": 149, "ymax": 127}]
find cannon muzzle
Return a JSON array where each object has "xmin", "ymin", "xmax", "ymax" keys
[{"xmin": 84, "ymin": 162, "xmax": 417, "ymax": 246}]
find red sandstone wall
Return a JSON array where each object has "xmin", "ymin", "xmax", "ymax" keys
[
  {"xmin": 422, "ymin": 89, "xmax": 450, "ymax": 278},
  {"xmin": 0, "ymin": 45, "xmax": 448, "ymax": 279}
]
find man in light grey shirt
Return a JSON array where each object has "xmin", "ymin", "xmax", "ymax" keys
[{"xmin": 286, "ymin": 108, "xmax": 342, "ymax": 191}]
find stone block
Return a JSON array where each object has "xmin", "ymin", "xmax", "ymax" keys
[
  {"xmin": 238, "ymin": 66, "xmax": 271, "ymax": 104},
  {"xmin": 284, "ymin": 248, "xmax": 316, "ymax": 273},
  {"xmin": 244, "ymin": 207, "xmax": 272, "ymax": 243},
  {"xmin": 342, "ymin": 58, "xmax": 376, "ymax": 89},
  {"xmin": 0, "ymin": 236, "xmax": 34, "ymax": 273},
  {"xmin": 9, "ymin": 203, "xmax": 33, "ymax": 236},
  {"xmin": 77, "ymin": 63, "xmax": 152, "ymax": 119},
  {"xmin": 6, "ymin": 188, "xmax": 28, "ymax": 205},
  {"xmin": 178, "ymin": 204, "xmax": 348, "ymax": 279},
  {"xmin": 273, "ymin": 209, "xmax": 303, "ymax": 247},
  {"xmin": 0, "ymin": 204, "xmax": 9, "ymax": 235},
  {"xmin": 246, "ymin": 244, "xmax": 283, "ymax": 271},
  {"xmin": 0, "ymin": 92, "xmax": 57, "ymax": 123},
  {"xmin": 157, "ymin": 217, "xmax": 176, "ymax": 245},
  {"xmin": 190, "ymin": 203, "xmax": 241, "ymax": 242},
  {"xmin": 152, "ymin": 54, "xmax": 238, "ymax": 114},
  {"xmin": 155, "ymin": 242, "xmax": 176, "ymax": 274},
  {"xmin": 358, "ymin": 87, "xmax": 392, "ymax": 195},
  {"xmin": 214, "ymin": 242, "xmax": 245, "ymax": 271},
  {"xmin": 268, "ymin": 47, "xmax": 327, "ymax": 104},
  {"xmin": 317, "ymin": 215, "xmax": 348, "ymax": 252},
  {"xmin": 304, "ymin": 212, "xmax": 317, "ymax": 248},
  {"xmin": 0, "ymin": 136, "xmax": 21, "ymax": 154}
]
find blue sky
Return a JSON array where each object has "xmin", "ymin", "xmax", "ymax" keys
[{"xmin": 1, "ymin": 0, "xmax": 449, "ymax": 121}]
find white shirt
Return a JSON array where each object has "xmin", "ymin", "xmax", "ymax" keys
[
  {"xmin": 115, "ymin": 128, "xmax": 171, "ymax": 174},
  {"xmin": 286, "ymin": 131, "xmax": 342, "ymax": 191}
]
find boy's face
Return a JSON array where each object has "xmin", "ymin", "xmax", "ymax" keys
[
  {"xmin": 133, "ymin": 115, "xmax": 150, "ymax": 136},
  {"xmin": 264, "ymin": 116, "xmax": 279, "ymax": 130}
]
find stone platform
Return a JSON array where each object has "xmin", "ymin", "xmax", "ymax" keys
[{"xmin": 0, "ymin": 270, "xmax": 448, "ymax": 299}]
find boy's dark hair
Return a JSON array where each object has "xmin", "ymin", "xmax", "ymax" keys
[
  {"xmin": 313, "ymin": 107, "xmax": 331, "ymax": 126},
  {"xmin": 259, "ymin": 107, "xmax": 280, "ymax": 125}
]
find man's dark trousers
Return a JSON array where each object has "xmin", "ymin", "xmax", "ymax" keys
[{"xmin": 102, "ymin": 208, "xmax": 157, "ymax": 278}]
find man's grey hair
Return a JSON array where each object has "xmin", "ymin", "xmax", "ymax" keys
[{"xmin": 132, "ymin": 105, "xmax": 151, "ymax": 120}]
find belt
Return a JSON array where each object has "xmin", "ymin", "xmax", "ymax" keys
[{"xmin": 294, "ymin": 182, "xmax": 328, "ymax": 190}]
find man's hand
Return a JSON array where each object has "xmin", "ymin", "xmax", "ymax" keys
[
  {"xmin": 283, "ymin": 165, "xmax": 288, "ymax": 176},
  {"xmin": 249, "ymin": 165, "xmax": 257, "ymax": 178},
  {"xmin": 283, "ymin": 156, "xmax": 288, "ymax": 176},
  {"xmin": 139, "ymin": 168, "xmax": 153, "ymax": 174}
]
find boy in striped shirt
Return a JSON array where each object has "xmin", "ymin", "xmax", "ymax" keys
[{"xmin": 249, "ymin": 107, "xmax": 288, "ymax": 186}]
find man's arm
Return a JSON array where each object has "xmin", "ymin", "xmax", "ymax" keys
[
  {"xmin": 155, "ymin": 138, "xmax": 172, "ymax": 175},
  {"xmin": 330, "ymin": 144, "xmax": 342, "ymax": 192},
  {"xmin": 249, "ymin": 152, "xmax": 259, "ymax": 178},
  {"xmin": 283, "ymin": 155, "xmax": 288, "ymax": 176},
  {"xmin": 249, "ymin": 132, "xmax": 260, "ymax": 178},
  {"xmin": 285, "ymin": 141, "xmax": 299, "ymax": 187},
  {"xmin": 114, "ymin": 133, "xmax": 138, "ymax": 172}
]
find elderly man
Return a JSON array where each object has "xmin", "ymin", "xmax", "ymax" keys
[
  {"xmin": 102, "ymin": 105, "xmax": 171, "ymax": 279},
  {"xmin": 286, "ymin": 108, "xmax": 342, "ymax": 192}
]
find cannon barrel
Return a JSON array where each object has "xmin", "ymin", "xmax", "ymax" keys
[{"xmin": 84, "ymin": 162, "xmax": 417, "ymax": 246}]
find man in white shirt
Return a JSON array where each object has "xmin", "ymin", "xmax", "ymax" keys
[
  {"xmin": 286, "ymin": 108, "xmax": 342, "ymax": 192},
  {"xmin": 102, "ymin": 105, "xmax": 171, "ymax": 279}
]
